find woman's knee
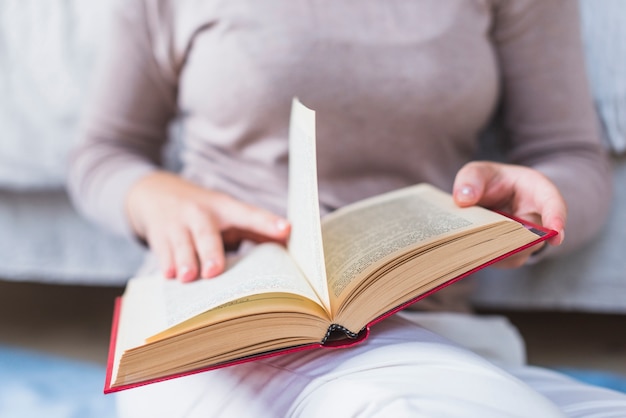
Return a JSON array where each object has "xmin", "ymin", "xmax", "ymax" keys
[{"xmin": 288, "ymin": 342, "xmax": 563, "ymax": 418}]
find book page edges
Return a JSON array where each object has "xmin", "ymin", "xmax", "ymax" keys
[
  {"xmin": 104, "ymin": 218, "xmax": 556, "ymax": 394},
  {"xmin": 319, "ymin": 216, "xmax": 555, "ymax": 343},
  {"xmin": 365, "ymin": 218, "xmax": 557, "ymax": 331},
  {"xmin": 104, "ymin": 296, "xmax": 324, "ymax": 393},
  {"xmin": 104, "ymin": 297, "xmax": 122, "ymax": 394},
  {"xmin": 103, "ymin": 302, "xmax": 368, "ymax": 394}
]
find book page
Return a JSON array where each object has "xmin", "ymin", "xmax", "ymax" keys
[
  {"xmin": 115, "ymin": 243, "xmax": 323, "ymax": 352},
  {"xmin": 287, "ymin": 98, "xmax": 331, "ymax": 312},
  {"xmin": 111, "ymin": 248, "xmax": 329, "ymax": 385},
  {"xmin": 158, "ymin": 243, "xmax": 323, "ymax": 327},
  {"xmin": 321, "ymin": 184, "xmax": 510, "ymax": 306}
]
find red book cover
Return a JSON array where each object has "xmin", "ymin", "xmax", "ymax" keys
[{"xmin": 104, "ymin": 216, "xmax": 556, "ymax": 394}]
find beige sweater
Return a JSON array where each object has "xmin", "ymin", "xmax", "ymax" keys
[{"xmin": 69, "ymin": 0, "xmax": 611, "ymax": 258}]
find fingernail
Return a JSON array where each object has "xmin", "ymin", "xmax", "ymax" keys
[
  {"xmin": 275, "ymin": 219, "xmax": 289, "ymax": 232},
  {"xmin": 178, "ymin": 265, "xmax": 195, "ymax": 282},
  {"xmin": 457, "ymin": 185, "xmax": 475, "ymax": 203},
  {"xmin": 202, "ymin": 260, "xmax": 218, "ymax": 278},
  {"xmin": 164, "ymin": 266, "xmax": 176, "ymax": 279}
]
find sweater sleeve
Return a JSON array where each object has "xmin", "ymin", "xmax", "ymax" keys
[
  {"xmin": 68, "ymin": 0, "xmax": 178, "ymax": 238},
  {"xmin": 491, "ymin": 0, "xmax": 612, "ymax": 256}
]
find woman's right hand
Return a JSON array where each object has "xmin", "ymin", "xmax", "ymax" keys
[{"xmin": 125, "ymin": 171, "xmax": 291, "ymax": 282}]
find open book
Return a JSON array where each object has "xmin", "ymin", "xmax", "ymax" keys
[{"xmin": 105, "ymin": 99, "xmax": 556, "ymax": 393}]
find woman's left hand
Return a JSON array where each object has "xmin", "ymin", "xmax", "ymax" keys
[{"xmin": 452, "ymin": 161, "xmax": 566, "ymax": 268}]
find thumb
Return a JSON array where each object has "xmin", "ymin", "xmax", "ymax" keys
[{"xmin": 452, "ymin": 162, "xmax": 496, "ymax": 207}]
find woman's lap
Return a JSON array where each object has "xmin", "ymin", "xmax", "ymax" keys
[{"xmin": 115, "ymin": 313, "xmax": 624, "ymax": 418}]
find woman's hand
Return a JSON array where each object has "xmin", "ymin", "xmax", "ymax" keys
[
  {"xmin": 452, "ymin": 161, "xmax": 566, "ymax": 268},
  {"xmin": 126, "ymin": 171, "xmax": 290, "ymax": 282}
]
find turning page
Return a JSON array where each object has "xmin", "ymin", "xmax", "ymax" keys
[{"xmin": 287, "ymin": 98, "xmax": 331, "ymax": 312}]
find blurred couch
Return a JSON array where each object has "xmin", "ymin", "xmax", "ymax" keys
[
  {"xmin": 0, "ymin": 1, "xmax": 145, "ymax": 285},
  {"xmin": 0, "ymin": 1, "xmax": 624, "ymax": 310}
]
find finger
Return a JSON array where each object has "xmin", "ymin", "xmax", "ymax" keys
[
  {"xmin": 516, "ymin": 176, "xmax": 566, "ymax": 247},
  {"xmin": 215, "ymin": 196, "xmax": 290, "ymax": 242},
  {"xmin": 146, "ymin": 232, "xmax": 176, "ymax": 279},
  {"xmin": 187, "ymin": 211, "xmax": 226, "ymax": 279},
  {"xmin": 548, "ymin": 229, "xmax": 564, "ymax": 246},
  {"xmin": 534, "ymin": 186, "xmax": 567, "ymax": 247},
  {"xmin": 492, "ymin": 244, "xmax": 542, "ymax": 269},
  {"xmin": 168, "ymin": 228, "xmax": 200, "ymax": 283}
]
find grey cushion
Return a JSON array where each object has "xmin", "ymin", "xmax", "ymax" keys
[{"xmin": 0, "ymin": 189, "xmax": 144, "ymax": 285}]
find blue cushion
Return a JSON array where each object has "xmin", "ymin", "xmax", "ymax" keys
[
  {"xmin": 0, "ymin": 346, "xmax": 116, "ymax": 418},
  {"xmin": 557, "ymin": 367, "xmax": 626, "ymax": 394}
]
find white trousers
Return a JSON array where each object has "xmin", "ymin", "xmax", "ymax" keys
[{"xmin": 115, "ymin": 312, "xmax": 626, "ymax": 418}]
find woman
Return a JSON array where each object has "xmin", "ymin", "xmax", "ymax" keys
[{"xmin": 70, "ymin": 0, "xmax": 626, "ymax": 416}]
